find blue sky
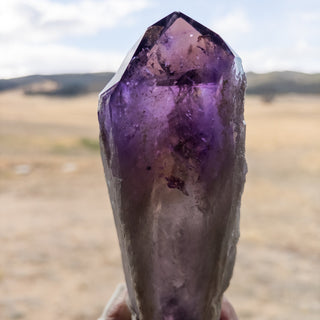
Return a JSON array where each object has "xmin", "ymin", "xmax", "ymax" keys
[{"xmin": 0, "ymin": 0, "xmax": 319, "ymax": 78}]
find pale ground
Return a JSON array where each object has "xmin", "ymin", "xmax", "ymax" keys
[{"xmin": 0, "ymin": 91, "xmax": 319, "ymax": 320}]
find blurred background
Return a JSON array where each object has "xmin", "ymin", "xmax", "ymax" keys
[{"xmin": 0, "ymin": 0, "xmax": 319, "ymax": 319}]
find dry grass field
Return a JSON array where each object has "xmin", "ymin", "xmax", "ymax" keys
[{"xmin": 0, "ymin": 90, "xmax": 319, "ymax": 320}]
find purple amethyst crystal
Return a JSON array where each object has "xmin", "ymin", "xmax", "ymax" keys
[{"xmin": 98, "ymin": 11, "xmax": 246, "ymax": 320}]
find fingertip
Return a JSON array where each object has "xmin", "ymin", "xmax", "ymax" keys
[
  {"xmin": 98, "ymin": 284, "xmax": 131, "ymax": 320},
  {"xmin": 220, "ymin": 296, "xmax": 238, "ymax": 320}
]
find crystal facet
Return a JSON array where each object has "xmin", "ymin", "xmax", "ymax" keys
[{"xmin": 98, "ymin": 11, "xmax": 247, "ymax": 320}]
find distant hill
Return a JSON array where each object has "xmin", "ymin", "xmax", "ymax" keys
[
  {"xmin": 0, "ymin": 71, "xmax": 319, "ymax": 97},
  {"xmin": 246, "ymin": 71, "xmax": 320, "ymax": 95},
  {"xmin": 0, "ymin": 73, "xmax": 114, "ymax": 96}
]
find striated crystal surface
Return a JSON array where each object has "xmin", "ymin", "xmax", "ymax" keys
[{"xmin": 98, "ymin": 11, "xmax": 247, "ymax": 320}]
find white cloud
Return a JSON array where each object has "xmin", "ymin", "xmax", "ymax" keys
[
  {"xmin": 211, "ymin": 9, "xmax": 251, "ymax": 39},
  {"xmin": 300, "ymin": 11, "xmax": 320, "ymax": 23},
  {"xmin": 240, "ymin": 43, "xmax": 320, "ymax": 73},
  {"xmin": 0, "ymin": 43, "xmax": 124, "ymax": 78},
  {"xmin": 1, "ymin": 1, "xmax": 319, "ymax": 77},
  {"xmin": 0, "ymin": 0, "xmax": 150, "ymax": 43},
  {"xmin": 0, "ymin": 0, "xmax": 150, "ymax": 77},
  {"xmin": 209, "ymin": 8, "xmax": 320, "ymax": 73}
]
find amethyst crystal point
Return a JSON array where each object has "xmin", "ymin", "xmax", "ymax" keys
[{"xmin": 98, "ymin": 11, "xmax": 246, "ymax": 320}]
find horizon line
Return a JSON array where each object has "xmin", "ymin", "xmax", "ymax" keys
[{"xmin": 1, "ymin": 69, "xmax": 320, "ymax": 81}]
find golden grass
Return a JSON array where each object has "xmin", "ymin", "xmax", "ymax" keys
[{"xmin": 0, "ymin": 90, "xmax": 319, "ymax": 320}]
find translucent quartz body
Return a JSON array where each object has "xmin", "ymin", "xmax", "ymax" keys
[{"xmin": 98, "ymin": 12, "xmax": 246, "ymax": 320}]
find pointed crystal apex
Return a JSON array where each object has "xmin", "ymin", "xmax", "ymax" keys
[
  {"xmin": 100, "ymin": 12, "xmax": 241, "ymax": 96},
  {"xmin": 150, "ymin": 11, "xmax": 234, "ymax": 54}
]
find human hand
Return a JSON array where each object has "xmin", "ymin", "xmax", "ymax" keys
[
  {"xmin": 220, "ymin": 296, "xmax": 238, "ymax": 320},
  {"xmin": 98, "ymin": 284, "xmax": 238, "ymax": 320}
]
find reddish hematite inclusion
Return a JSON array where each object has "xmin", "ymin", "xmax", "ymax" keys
[{"xmin": 98, "ymin": 11, "xmax": 246, "ymax": 320}]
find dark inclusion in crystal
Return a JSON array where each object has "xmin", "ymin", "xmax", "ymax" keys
[{"xmin": 98, "ymin": 11, "xmax": 247, "ymax": 320}]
